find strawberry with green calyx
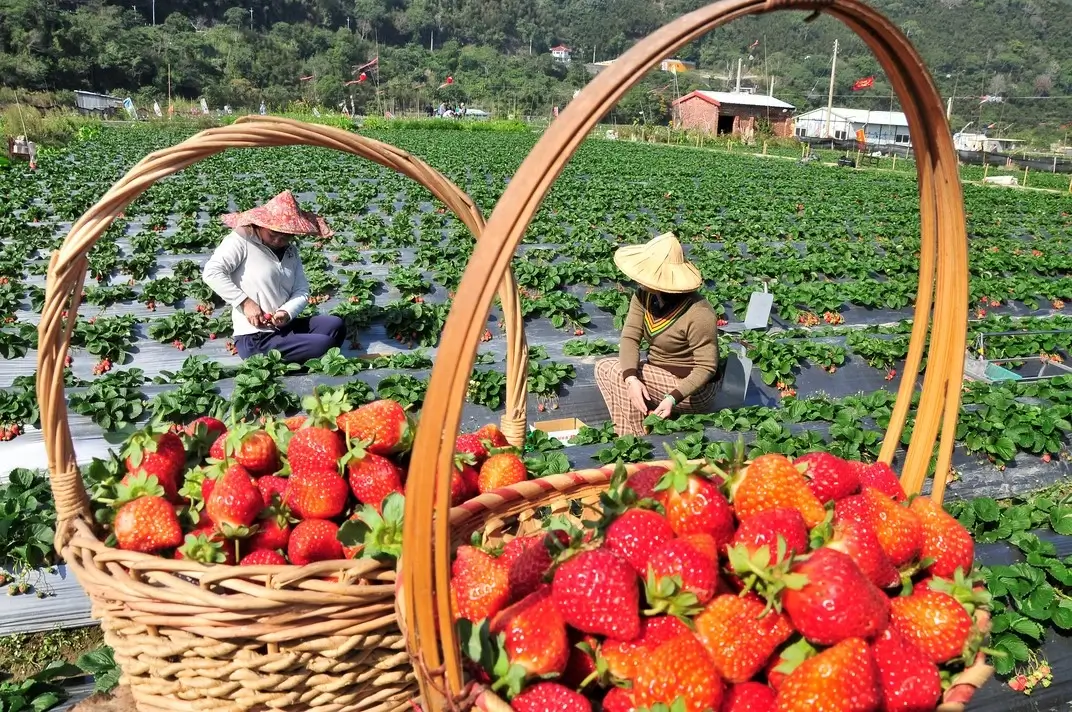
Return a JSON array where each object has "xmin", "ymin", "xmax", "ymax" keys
[
  {"xmin": 500, "ymin": 533, "xmax": 556, "ymax": 603},
  {"xmin": 793, "ymin": 451, "xmax": 860, "ymax": 504},
  {"xmin": 479, "ymin": 451, "xmax": 528, "ymax": 493},
  {"xmin": 256, "ymin": 475, "xmax": 290, "ymax": 506},
  {"xmin": 342, "ymin": 439, "xmax": 404, "ymax": 510},
  {"xmin": 121, "ymin": 423, "xmax": 186, "ymax": 503},
  {"xmin": 871, "ymin": 626, "xmax": 942, "ymax": 712},
  {"xmin": 288, "ymin": 518, "xmax": 344, "ymax": 565},
  {"xmin": 513, "ymin": 683, "xmax": 592, "ymax": 712},
  {"xmin": 604, "ymin": 508, "xmax": 675, "ymax": 575},
  {"xmin": 114, "ymin": 494, "xmax": 184, "ymax": 553},
  {"xmin": 451, "ymin": 452, "xmax": 480, "ymax": 505},
  {"xmin": 774, "ymin": 637, "xmax": 882, "ymax": 712},
  {"xmin": 728, "ymin": 453, "xmax": 826, "ymax": 529},
  {"xmin": 475, "ymin": 423, "xmax": 510, "ymax": 449},
  {"xmin": 224, "ymin": 423, "xmax": 280, "ymax": 475},
  {"xmin": 765, "ymin": 638, "xmax": 817, "ymax": 692},
  {"xmin": 633, "ymin": 633, "xmax": 724, "ymax": 712},
  {"xmin": 205, "ymin": 464, "xmax": 264, "ymax": 538},
  {"xmin": 725, "ymin": 538, "xmax": 805, "ymax": 603},
  {"xmin": 644, "ymin": 537, "xmax": 720, "ymax": 619},
  {"xmin": 288, "ymin": 395, "xmax": 347, "ymax": 478},
  {"xmin": 856, "ymin": 488, "xmax": 923, "ymax": 567},
  {"xmin": 285, "ymin": 469, "xmax": 349, "ymax": 520},
  {"xmin": 814, "ymin": 501, "xmax": 900, "ymax": 589},
  {"xmin": 179, "ymin": 461, "xmax": 227, "ymax": 514},
  {"xmin": 693, "ymin": 593, "xmax": 794, "ymax": 684},
  {"xmin": 183, "ymin": 416, "xmax": 227, "ymax": 463},
  {"xmin": 489, "ymin": 585, "xmax": 570, "ymax": 680},
  {"xmin": 889, "ymin": 572, "xmax": 990, "ymax": 665},
  {"xmin": 451, "ymin": 545, "xmax": 511, "ymax": 622},
  {"xmin": 654, "ymin": 447, "xmax": 735, "ymax": 546},
  {"xmin": 240, "ymin": 549, "xmax": 287, "ymax": 566},
  {"xmin": 730, "ymin": 508, "xmax": 809, "ymax": 567},
  {"xmin": 909, "ymin": 495, "xmax": 976, "ymax": 578},
  {"xmin": 457, "ymin": 618, "xmax": 529, "ymax": 699},
  {"xmin": 336, "ymin": 492, "xmax": 404, "ymax": 562},
  {"xmin": 721, "ymin": 683, "xmax": 776, "ymax": 712},
  {"xmin": 552, "ymin": 547, "xmax": 640, "ymax": 640},
  {"xmin": 248, "ymin": 500, "xmax": 296, "ymax": 551},
  {"xmin": 176, "ymin": 532, "xmax": 234, "ymax": 565},
  {"xmin": 456, "ymin": 433, "xmax": 490, "ymax": 466},
  {"xmin": 336, "ymin": 398, "xmax": 414, "ymax": 455},
  {"xmin": 600, "ymin": 615, "xmax": 690, "ymax": 683}
]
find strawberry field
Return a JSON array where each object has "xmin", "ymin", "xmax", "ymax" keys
[{"xmin": 1, "ymin": 124, "xmax": 1072, "ymax": 709}]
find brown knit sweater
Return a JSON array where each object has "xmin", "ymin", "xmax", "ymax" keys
[{"xmin": 619, "ymin": 290, "xmax": 719, "ymax": 402}]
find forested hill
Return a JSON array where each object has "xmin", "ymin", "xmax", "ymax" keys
[{"xmin": 1, "ymin": 0, "xmax": 1069, "ymax": 135}]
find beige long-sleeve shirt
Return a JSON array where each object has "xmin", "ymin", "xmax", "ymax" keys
[
  {"xmin": 201, "ymin": 228, "xmax": 310, "ymax": 337},
  {"xmin": 619, "ymin": 291, "xmax": 719, "ymax": 402}
]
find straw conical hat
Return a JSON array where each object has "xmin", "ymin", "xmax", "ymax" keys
[
  {"xmin": 220, "ymin": 190, "xmax": 333, "ymax": 237},
  {"xmin": 613, "ymin": 232, "xmax": 703, "ymax": 294}
]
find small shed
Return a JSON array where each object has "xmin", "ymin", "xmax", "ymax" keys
[
  {"xmin": 794, "ymin": 108, "xmax": 910, "ymax": 146},
  {"xmin": 672, "ymin": 90, "xmax": 795, "ymax": 137},
  {"xmin": 74, "ymin": 91, "xmax": 124, "ymax": 117}
]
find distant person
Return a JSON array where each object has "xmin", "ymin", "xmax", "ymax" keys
[
  {"xmin": 203, "ymin": 191, "xmax": 344, "ymax": 363},
  {"xmin": 594, "ymin": 232, "xmax": 719, "ymax": 436}
]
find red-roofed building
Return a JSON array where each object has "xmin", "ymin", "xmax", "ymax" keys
[
  {"xmin": 672, "ymin": 90, "xmax": 795, "ymax": 137},
  {"xmin": 550, "ymin": 45, "xmax": 572, "ymax": 64}
]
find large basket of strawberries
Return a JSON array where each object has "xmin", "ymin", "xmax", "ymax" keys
[
  {"xmin": 36, "ymin": 116, "xmax": 532, "ymax": 711},
  {"xmin": 399, "ymin": 1, "xmax": 994, "ymax": 711}
]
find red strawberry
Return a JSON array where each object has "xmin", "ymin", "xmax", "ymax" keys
[
  {"xmin": 283, "ymin": 415, "xmax": 307, "ymax": 431},
  {"xmin": 782, "ymin": 548, "xmax": 890, "ymax": 646},
  {"xmin": 730, "ymin": 454, "xmax": 826, "ymax": 528},
  {"xmin": 287, "ymin": 519, "xmax": 343, "ymax": 565},
  {"xmin": 730, "ymin": 508, "xmax": 809, "ymax": 565},
  {"xmin": 856, "ymin": 461, "xmax": 907, "ymax": 501},
  {"xmin": 826, "ymin": 498, "xmax": 901, "ymax": 589},
  {"xmin": 693, "ymin": 594, "xmax": 794, "ymax": 684},
  {"xmin": 176, "ymin": 531, "xmax": 235, "ymax": 565},
  {"xmin": 551, "ymin": 548, "xmax": 640, "ymax": 640},
  {"xmin": 602, "ymin": 615, "xmax": 690, "ymax": 682},
  {"xmin": 655, "ymin": 452, "xmax": 735, "ymax": 546},
  {"xmin": 721, "ymin": 682, "xmax": 776, "ymax": 712},
  {"xmin": 871, "ymin": 627, "xmax": 942, "ymax": 712},
  {"xmin": 336, "ymin": 399, "xmax": 413, "ymax": 455},
  {"xmin": 205, "ymin": 464, "xmax": 265, "ymax": 536},
  {"xmin": 208, "ymin": 432, "xmax": 227, "ymax": 460},
  {"xmin": 602, "ymin": 687, "xmax": 636, "ymax": 712},
  {"xmin": 604, "ymin": 508, "xmax": 675, "ymax": 574},
  {"xmin": 860, "ymin": 488, "xmax": 923, "ymax": 567},
  {"xmin": 489, "ymin": 586, "xmax": 569, "ymax": 677},
  {"xmin": 227, "ymin": 427, "xmax": 280, "ymax": 475},
  {"xmin": 500, "ymin": 534, "xmax": 554, "ymax": 602},
  {"xmin": 186, "ymin": 416, "xmax": 226, "ymax": 440},
  {"xmin": 626, "ymin": 465, "xmax": 669, "ymax": 500},
  {"xmin": 114, "ymin": 496, "xmax": 183, "ymax": 553},
  {"xmin": 474, "ymin": 423, "xmax": 510, "ymax": 449},
  {"xmin": 633, "ymin": 633, "xmax": 724, "ymax": 712},
  {"xmin": 909, "ymin": 496, "xmax": 975, "ymax": 578},
  {"xmin": 343, "ymin": 445, "xmax": 404, "ymax": 510},
  {"xmin": 455, "ymin": 433, "xmax": 489, "ymax": 464},
  {"xmin": 248, "ymin": 502, "xmax": 293, "ymax": 551},
  {"xmin": 560, "ymin": 633, "xmax": 599, "ymax": 690},
  {"xmin": 122, "ymin": 427, "xmax": 186, "ymax": 502},
  {"xmin": 646, "ymin": 536, "xmax": 720, "ymax": 612},
  {"xmin": 240, "ymin": 549, "xmax": 287, "ymax": 566},
  {"xmin": 285, "ymin": 470, "xmax": 349, "ymax": 520},
  {"xmin": 764, "ymin": 640, "xmax": 816, "ymax": 693},
  {"xmin": 794, "ymin": 452, "xmax": 859, "ymax": 503},
  {"xmin": 478, "ymin": 452, "xmax": 528, "ymax": 493},
  {"xmin": 888, "ymin": 588, "xmax": 978, "ymax": 664},
  {"xmin": 256, "ymin": 475, "xmax": 289, "ymax": 505},
  {"xmin": 288, "ymin": 426, "xmax": 345, "ymax": 478},
  {"xmin": 450, "ymin": 464, "xmax": 478, "ymax": 505},
  {"xmin": 512, "ymin": 683, "xmax": 592, "ymax": 712},
  {"xmin": 450, "ymin": 545, "xmax": 511, "ymax": 622},
  {"xmin": 774, "ymin": 638, "xmax": 881, "ymax": 712}
]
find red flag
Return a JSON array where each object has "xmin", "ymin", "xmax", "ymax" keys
[
  {"xmin": 438, "ymin": 76, "xmax": 454, "ymax": 89},
  {"xmin": 852, "ymin": 76, "xmax": 875, "ymax": 91},
  {"xmin": 359, "ymin": 72, "xmax": 368, "ymax": 82}
]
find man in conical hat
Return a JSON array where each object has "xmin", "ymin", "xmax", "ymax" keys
[
  {"xmin": 203, "ymin": 190, "xmax": 344, "ymax": 363},
  {"xmin": 594, "ymin": 232, "xmax": 720, "ymax": 436}
]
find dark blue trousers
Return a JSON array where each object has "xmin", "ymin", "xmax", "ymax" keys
[{"xmin": 235, "ymin": 315, "xmax": 345, "ymax": 363}]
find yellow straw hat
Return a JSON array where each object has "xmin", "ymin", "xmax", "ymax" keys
[{"xmin": 613, "ymin": 232, "xmax": 703, "ymax": 294}]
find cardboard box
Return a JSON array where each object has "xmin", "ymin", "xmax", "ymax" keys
[{"xmin": 531, "ymin": 417, "xmax": 587, "ymax": 446}]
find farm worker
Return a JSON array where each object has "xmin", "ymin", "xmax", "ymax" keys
[
  {"xmin": 595, "ymin": 232, "xmax": 719, "ymax": 436},
  {"xmin": 203, "ymin": 190, "xmax": 345, "ymax": 363}
]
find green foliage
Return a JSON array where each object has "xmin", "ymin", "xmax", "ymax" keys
[{"xmin": 0, "ymin": 468, "xmax": 57, "ymax": 573}]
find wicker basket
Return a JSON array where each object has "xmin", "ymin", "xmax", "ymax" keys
[
  {"xmin": 400, "ymin": 0, "xmax": 994, "ymax": 710},
  {"xmin": 36, "ymin": 116, "xmax": 532, "ymax": 712}
]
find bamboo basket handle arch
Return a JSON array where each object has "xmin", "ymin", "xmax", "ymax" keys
[
  {"xmin": 402, "ymin": 0, "xmax": 968, "ymax": 706},
  {"xmin": 37, "ymin": 115, "xmax": 530, "ymax": 536}
]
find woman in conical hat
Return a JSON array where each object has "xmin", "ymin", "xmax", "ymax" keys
[
  {"xmin": 202, "ymin": 190, "xmax": 345, "ymax": 363},
  {"xmin": 594, "ymin": 232, "xmax": 719, "ymax": 436}
]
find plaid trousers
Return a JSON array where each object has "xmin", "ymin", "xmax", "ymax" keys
[{"xmin": 594, "ymin": 358, "xmax": 718, "ymax": 437}]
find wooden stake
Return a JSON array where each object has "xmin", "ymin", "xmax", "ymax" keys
[
  {"xmin": 1023, "ymin": 165, "xmax": 1029, "ymax": 186},
  {"xmin": 892, "ymin": 154, "xmax": 897, "ymax": 171},
  {"xmin": 983, "ymin": 162, "xmax": 989, "ymax": 180},
  {"xmin": 763, "ymin": 141, "xmax": 768, "ymax": 155}
]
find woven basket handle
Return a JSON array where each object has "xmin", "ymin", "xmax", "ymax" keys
[
  {"xmin": 37, "ymin": 116, "xmax": 530, "ymax": 533},
  {"xmin": 401, "ymin": 0, "xmax": 968, "ymax": 706}
]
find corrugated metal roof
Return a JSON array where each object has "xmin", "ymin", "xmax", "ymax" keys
[
  {"xmin": 691, "ymin": 91, "xmax": 795, "ymax": 109},
  {"xmin": 796, "ymin": 107, "xmax": 909, "ymax": 127}
]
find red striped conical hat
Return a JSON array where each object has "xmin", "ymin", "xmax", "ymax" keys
[{"xmin": 220, "ymin": 190, "xmax": 333, "ymax": 237}]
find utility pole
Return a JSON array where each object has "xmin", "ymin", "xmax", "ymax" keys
[
  {"xmin": 824, "ymin": 39, "xmax": 839, "ymax": 138},
  {"xmin": 430, "ymin": 29, "xmax": 434, "ymax": 52},
  {"xmin": 249, "ymin": 7, "xmax": 253, "ymax": 30},
  {"xmin": 734, "ymin": 57, "xmax": 742, "ymax": 92},
  {"xmin": 152, "ymin": 0, "xmax": 155, "ymax": 25},
  {"xmin": 346, "ymin": 17, "xmax": 350, "ymax": 31}
]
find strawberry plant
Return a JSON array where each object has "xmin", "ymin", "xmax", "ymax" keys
[
  {"xmin": 71, "ymin": 314, "xmax": 140, "ymax": 364},
  {"xmin": 595, "ymin": 435, "xmax": 654, "ymax": 464},
  {"xmin": 387, "ymin": 265, "xmax": 432, "ymax": 299},
  {"xmin": 306, "ymin": 347, "xmax": 365, "ymax": 376},
  {"xmin": 140, "ymin": 276, "xmax": 186, "ymax": 306},
  {"xmin": 467, "ymin": 369, "xmax": 507, "ymax": 410},
  {"xmin": 154, "ymin": 355, "xmax": 231, "ymax": 384},
  {"xmin": 230, "ymin": 355, "xmax": 301, "ymax": 419},
  {"xmin": 0, "ymin": 322, "xmax": 36, "ymax": 359},
  {"xmin": 563, "ymin": 338, "xmax": 618, "ymax": 357},
  {"xmin": 148, "ymin": 310, "xmax": 212, "ymax": 349},
  {"xmin": 83, "ymin": 284, "xmax": 136, "ymax": 308},
  {"xmin": 0, "ymin": 374, "xmax": 39, "ymax": 429},
  {"xmin": 68, "ymin": 368, "xmax": 147, "ymax": 430},
  {"xmin": 381, "ymin": 300, "xmax": 448, "ymax": 347},
  {"xmin": 148, "ymin": 380, "xmax": 225, "ymax": 424},
  {"xmin": 522, "ymin": 292, "xmax": 591, "ymax": 330},
  {"xmin": 0, "ymin": 468, "xmax": 58, "ymax": 573},
  {"xmin": 376, "ymin": 374, "xmax": 428, "ymax": 409},
  {"xmin": 172, "ymin": 259, "xmax": 202, "ymax": 282}
]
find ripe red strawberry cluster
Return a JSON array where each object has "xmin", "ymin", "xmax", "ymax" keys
[
  {"xmin": 449, "ymin": 449, "xmax": 988, "ymax": 712},
  {"xmin": 103, "ymin": 391, "xmax": 524, "ymax": 568},
  {"xmin": 451, "ymin": 428, "xmax": 529, "ymax": 504},
  {"xmin": 0, "ymin": 423, "xmax": 21, "ymax": 441}
]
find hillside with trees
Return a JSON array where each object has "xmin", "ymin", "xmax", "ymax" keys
[{"xmin": 1, "ymin": 0, "xmax": 1069, "ymax": 137}]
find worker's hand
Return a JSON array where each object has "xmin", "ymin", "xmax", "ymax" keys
[
  {"xmin": 272, "ymin": 310, "xmax": 291, "ymax": 327},
  {"xmin": 241, "ymin": 298, "xmax": 267, "ymax": 328},
  {"xmin": 626, "ymin": 377, "xmax": 650, "ymax": 414},
  {"xmin": 652, "ymin": 397, "xmax": 674, "ymax": 419}
]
